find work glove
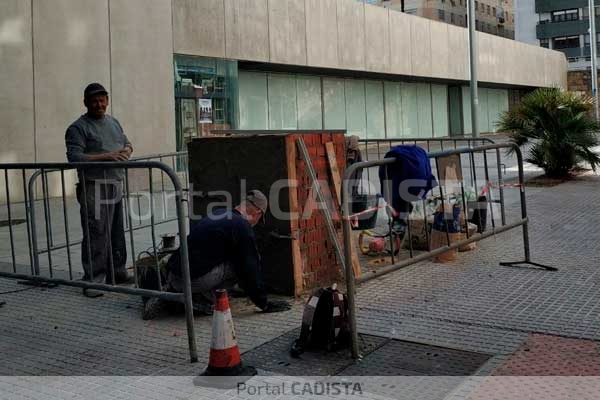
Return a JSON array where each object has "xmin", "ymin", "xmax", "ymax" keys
[{"xmin": 261, "ymin": 300, "xmax": 291, "ymax": 313}]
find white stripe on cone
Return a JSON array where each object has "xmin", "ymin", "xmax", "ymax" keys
[{"xmin": 211, "ymin": 309, "xmax": 238, "ymax": 350}]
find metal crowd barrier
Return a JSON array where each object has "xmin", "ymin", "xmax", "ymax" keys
[
  {"xmin": 0, "ymin": 161, "xmax": 197, "ymax": 362},
  {"xmin": 26, "ymin": 151, "xmax": 189, "ymax": 276},
  {"xmin": 131, "ymin": 150, "xmax": 189, "ymax": 189},
  {"xmin": 357, "ymin": 137, "xmax": 496, "ymax": 159},
  {"xmin": 355, "ymin": 137, "xmax": 505, "ymax": 187},
  {"xmin": 341, "ymin": 143, "xmax": 555, "ymax": 359}
]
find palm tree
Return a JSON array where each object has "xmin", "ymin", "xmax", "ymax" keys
[{"xmin": 497, "ymin": 87, "xmax": 600, "ymax": 178}]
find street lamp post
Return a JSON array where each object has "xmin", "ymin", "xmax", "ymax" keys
[
  {"xmin": 589, "ymin": 0, "xmax": 600, "ymax": 121},
  {"xmin": 468, "ymin": 0, "xmax": 479, "ymax": 137}
]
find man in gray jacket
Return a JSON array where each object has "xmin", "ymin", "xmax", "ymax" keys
[{"xmin": 65, "ymin": 83, "xmax": 133, "ymax": 287}]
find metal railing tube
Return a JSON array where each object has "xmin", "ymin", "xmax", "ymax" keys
[
  {"xmin": 340, "ymin": 142, "xmax": 552, "ymax": 359},
  {"xmin": 342, "ymin": 165, "xmax": 360, "ymax": 360},
  {"xmin": 18, "ymin": 160, "xmax": 197, "ymax": 363},
  {"xmin": 357, "ymin": 220, "xmax": 526, "ymax": 284}
]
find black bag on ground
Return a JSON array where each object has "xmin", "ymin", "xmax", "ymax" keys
[
  {"xmin": 136, "ymin": 253, "xmax": 169, "ymax": 300},
  {"xmin": 290, "ymin": 285, "xmax": 351, "ymax": 357}
]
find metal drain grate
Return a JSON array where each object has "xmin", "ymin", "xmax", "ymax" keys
[
  {"xmin": 340, "ymin": 340, "xmax": 491, "ymax": 376},
  {"xmin": 242, "ymin": 327, "xmax": 388, "ymax": 376},
  {"xmin": 337, "ymin": 340, "xmax": 492, "ymax": 400}
]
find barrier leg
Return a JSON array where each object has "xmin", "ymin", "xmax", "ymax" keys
[
  {"xmin": 499, "ymin": 221, "xmax": 557, "ymax": 271},
  {"xmin": 498, "ymin": 147, "xmax": 556, "ymax": 271}
]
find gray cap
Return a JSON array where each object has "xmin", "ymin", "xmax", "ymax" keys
[{"xmin": 244, "ymin": 190, "xmax": 268, "ymax": 214}]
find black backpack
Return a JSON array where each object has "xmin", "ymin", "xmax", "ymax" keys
[
  {"xmin": 136, "ymin": 253, "xmax": 169, "ymax": 301},
  {"xmin": 290, "ymin": 285, "xmax": 351, "ymax": 357}
]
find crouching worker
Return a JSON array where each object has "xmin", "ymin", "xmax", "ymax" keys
[{"xmin": 142, "ymin": 190, "xmax": 291, "ymax": 320}]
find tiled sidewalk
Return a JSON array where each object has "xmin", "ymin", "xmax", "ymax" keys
[{"xmin": 1, "ymin": 169, "xmax": 599, "ymax": 398}]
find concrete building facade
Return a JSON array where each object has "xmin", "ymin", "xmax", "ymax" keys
[
  {"xmin": 372, "ymin": 0, "xmax": 515, "ymax": 38},
  {"xmin": 1, "ymin": 0, "xmax": 567, "ymax": 170}
]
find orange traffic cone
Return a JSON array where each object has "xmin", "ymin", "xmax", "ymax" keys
[{"xmin": 193, "ymin": 289, "xmax": 256, "ymax": 389}]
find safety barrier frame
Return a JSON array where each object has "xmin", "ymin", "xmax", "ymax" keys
[
  {"xmin": 357, "ymin": 137, "xmax": 496, "ymax": 156},
  {"xmin": 341, "ymin": 143, "xmax": 555, "ymax": 358},
  {"xmin": 0, "ymin": 160, "xmax": 197, "ymax": 362},
  {"xmin": 27, "ymin": 151, "xmax": 189, "ymax": 270}
]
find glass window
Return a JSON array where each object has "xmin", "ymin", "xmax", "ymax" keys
[
  {"xmin": 365, "ymin": 81, "xmax": 385, "ymax": 139},
  {"xmin": 478, "ymin": 88, "xmax": 489, "ymax": 133},
  {"xmin": 583, "ymin": 33, "xmax": 600, "ymax": 46},
  {"xmin": 566, "ymin": 9, "xmax": 578, "ymax": 20},
  {"xmin": 431, "ymin": 84, "xmax": 449, "ymax": 138},
  {"xmin": 401, "ymin": 83, "xmax": 419, "ymax": 137},
  {"xmin": 540, "ymin": 38, "xmax": 550, "ymax": 48},
  {"xmin": 344, "ymin": 79, "xmax": 367, "ymax": 138},
  {"xmin": 416, "ymin": 83, "xmax": 433, "ymax": 138},
  {"xmin": 553, "ymin": 36, "xmax": 580, "ymax": 49},
  {"xmin": 238, "ymin": 71, "xmax": 268, "ymax": 129},
  {"xmin": 486, "ymin": 88, "xmax": 508, "ymax": 133},
  {"xmin": 438, "ymin": 9, "xmax": 445, "ymax": 20},
  {"xmin": 296, "ymin": 75, "xmax": 323, "ymax": 129},
  {"xmin": 554, "ymin": 9, "xmax": 579, "ymax": 22},
  {"xmin": 174, "ymin": 55, "xmax": 238, "ymax": 147},
  {"xmin": 323, "ymin": 78, "xmax": 346, "ymax": 130},
  {"xmin": 384, "ymin": 82, "xmax": 402, "ymax": 138},
  {"xmin": 267, "ymin": 74, "xmax": 297, "ymax": 130},
  {"xmin": 586, "ymin": 7, "xmax": 600, "ymax": 18},
  {"xmin": 461, "ymin": 86, "xmax": 472, "ymax": 135}
]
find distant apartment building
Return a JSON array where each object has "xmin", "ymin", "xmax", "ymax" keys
[
  {"xmin": 515, "ymin": 0, "xmax": 599, "ymax": 102},
  {"xmin": 516, "ymin": 0, "xmax": 597, "ymax": 71},
  {"xmin": 369, "ymin": 0, "xmax": 515, "ymax": 38}
]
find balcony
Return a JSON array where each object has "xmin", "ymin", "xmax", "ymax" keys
[
  {"xmin": 535, "ymin": 0, "xmax": 587, "ymax": 13},
  {"xmin": 556, "ymin": 46, "xmax": 591, "ymax": 59},
  {"xmin": 536, "ymin": 18, "xmax": 590, "ymax": 39}
]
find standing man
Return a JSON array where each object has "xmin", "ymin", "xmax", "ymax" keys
[
  {"xmin": 142, "ymin": 190, "xmax": 291, "ymax": 319},
  {"xmin": 65, "ymin": 83, "xmax": 133, "ymax": 287}
]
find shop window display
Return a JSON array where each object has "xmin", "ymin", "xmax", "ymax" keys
[{"xmin": 174, "ymin": 55, "xmax": 238, "ymax": 151}]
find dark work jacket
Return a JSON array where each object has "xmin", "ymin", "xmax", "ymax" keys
[
  {"xmin": 168, "ymin": 208, "xmax": 268, "ymax": 309},
  {"xmin": 379, "ymin": 145, "xmax": 438, "ymax": 211}
]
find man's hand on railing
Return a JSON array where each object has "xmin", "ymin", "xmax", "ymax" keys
[
  {"xmin": 105, "ymin": 151, "xmax": 130, "ymax": 161},
  {"xmin": 83, "ymin": 151, "xmax": 129, "ymax": 162},
  {"xmin": 120, "ymin": 144, "xmax": 133, "ymax": 159}
]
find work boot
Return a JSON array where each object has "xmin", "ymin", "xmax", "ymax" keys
[
  {"xmin": 191, "ymin": 293, "xmax": 214, "ymax": 316},
  {"xmin": 192, "ymin": 301, "xmax": 214, "ymax": 316},
  {"xmin": 142, "ymin": 297, "xmax": 169, "ymax": 320}
]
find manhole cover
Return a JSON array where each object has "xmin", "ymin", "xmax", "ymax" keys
[
  {"xmin": 338, "ymin": 340, "xmax": 492, "ymax": 400},
  {"xmin": 242, "ymin": 327, "xmax": 388, "ymax": 376},
  {"xmin": 340, "ymin": 340, "xmax": 491, "ymax": 376},
  {"xmin": 0, "ymin": 219, "xmax": 26, "ymax": 227}
]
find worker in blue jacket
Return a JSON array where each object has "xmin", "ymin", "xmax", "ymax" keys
[
  {"xmin": 142, "ymin": 190, "xmax": 291, "ymax": 319},
  {"xmin": 379, "ymin": 145, "xmax": 438, "ymax": 235}
]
